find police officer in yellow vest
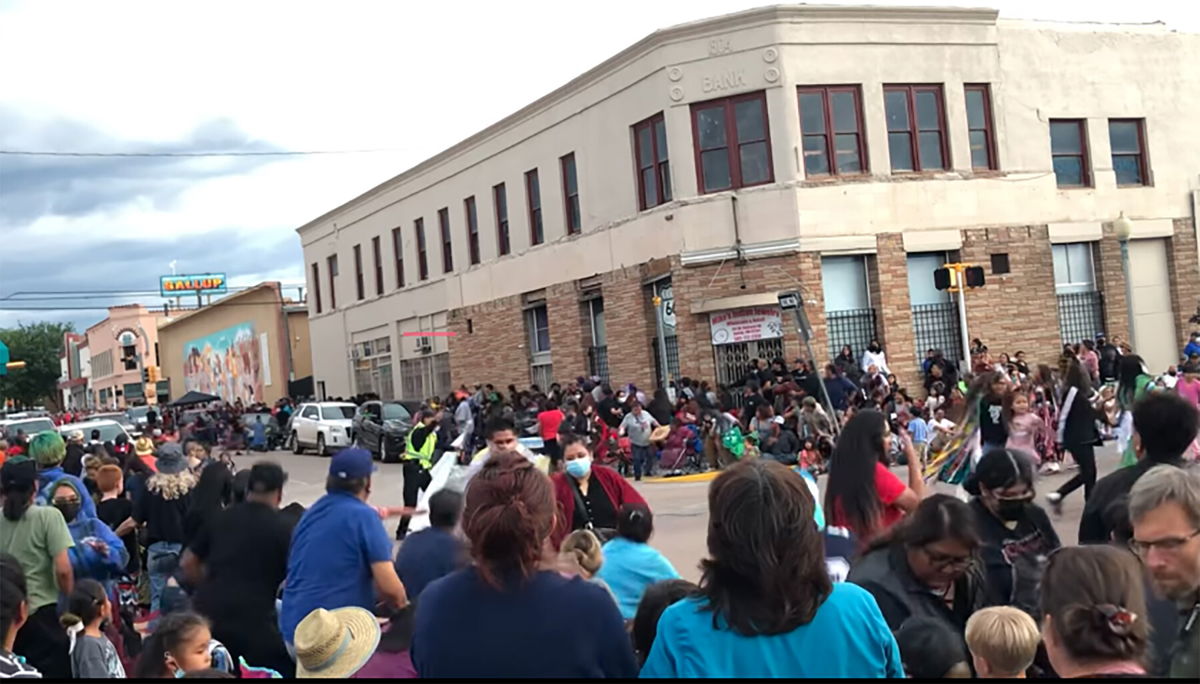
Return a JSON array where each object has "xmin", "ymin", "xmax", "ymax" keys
[{"xmin": 397, "ymin": 408, "xmax": 440, "ymax": 540}]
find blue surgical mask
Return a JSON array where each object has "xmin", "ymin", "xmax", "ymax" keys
[{"xmin": 565, "ymin": 456, "xmax": 592, "ymax": 480}]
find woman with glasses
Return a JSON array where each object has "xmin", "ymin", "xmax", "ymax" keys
[
  {"xmin": 1039, "ymin": 545, "xmax": 1149, "ymax": 678},
  {"xmin": 847, "ymin": 494, "xmax": 990, "ymax": 636},
  {"xmin": 967, "ymin": 448, "xmax": 1060, "ymax": 616}
]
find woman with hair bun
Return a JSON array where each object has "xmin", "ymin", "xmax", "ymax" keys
[
  {"xmin": 1039, "ymin": 545, "xmax": 1149, "ymax": 678},
  {"xmin": 411, "ymin": 451, "xmax": 637, "ymax": 679}
]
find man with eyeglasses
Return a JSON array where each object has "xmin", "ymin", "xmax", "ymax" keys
[
  {"xmin": 1079, "ymin": 392, "xmax": 1198, "ymax": 545},
  {"xmin": 1129, "ymin": 465, "xmax": 1200, "ymax": 679}
]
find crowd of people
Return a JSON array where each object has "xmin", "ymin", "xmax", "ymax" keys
[{"xmin": 0, "ymin": 331, "xmax": 1197, "ymax": 679}]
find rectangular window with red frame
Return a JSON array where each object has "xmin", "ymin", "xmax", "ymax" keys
[
  {"xmin": 526, "ymin": 169, "xmax": 543, "ymax": 245},
  {"xmin": 691, "ymin": 91, "xmax": 773, "ymax": 193},
  {"xmin": 311, "ymin": 262, "xmax": 322, "ymax": 314},
  {"xmin": 1108, "ymin": 118, "xmax": 1148, "ymax": 186},
  {"xmin": 465, "ymin": 195, "xmax": 480, "ymax": 264},
  {"xmin": 326, "ymin": 254, "xmax": 338, "ymax": 309},
  {"xmin": 415, "ymin": 218, "xmax": 428, "ymax": 281},
  {"xmin": 964, "ymin": 84, "xmax": 997, "ymax": 171},
  {"xmin": 632, "ymin": 113, "xmax": 671, "ymax": 209},
  {"xmin": 392, "ymin": 227, "xmax": 404, "ymax": 289},
  {"xmin": 1049, "ymin": 119, "xmax": 1091, "ymax": 187},
  {"xmin": 884, "ymin": 85, "xmax": 948, "ymax": 172},
  {"xmin": 797, "ymin": 85, "xmax": 867, "ymax": 176},
  {"xmin": 560, "ymin": 153, "xmax": 580, "ymax": 234},
  {"xmin": 494, "ymin": 183, "xmax": 510, "ymax": 256},
  {"xmin": 438, "ymin": 207, "xmax": 453, "ymax": 273}
]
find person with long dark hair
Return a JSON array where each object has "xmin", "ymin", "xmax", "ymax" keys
[
  {"xmin": 183, "ymin": 462, "xmax": 233, "ymax": 548},
  {"xmin": 966, "ymin": 449, "xmax": 1060, "ymax": 616},
  {"xmin": 847, "ymin": 494, "xmax": 990, "ymax": 637},
  {"xmin": 1115, "ymin": 354, "xmax": 1156, "ymax": 468},
  {"xmin": 640, "ymin": 459, "xmax": 902, "ymax": 677},
  {"xmin": 833, "ymin": 344, "xmax": 863, "ymax": 386},
  {"xmin": 1046, "ymin": 356, "xmax": 1100, "ymax": 515},
  {"xmin": 825, "ymin": 409, "xmax": 923, "ymax": 548},
  {"xmin": 411, "ymin": 451, "xmax": 637, "ymax": 678},
  {"xmin": 0, "ymin": 459, "xmax": 74, "ymax": 678}
]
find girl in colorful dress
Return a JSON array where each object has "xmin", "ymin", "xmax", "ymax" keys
[
  {"xmin": 1004, "ymin": 388, "xmax": 1049, "ymax": 467},
  {"xmin": 1116, "ymin": 355, "xmax": 1156, "ymax": 468}
]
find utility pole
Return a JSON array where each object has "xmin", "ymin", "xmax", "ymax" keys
[
  {"xmin": 651, "ymin": 295, "xmax": 671, "ymax": 392},
  {"xmin": 778, "ymin": 291, "xmax": 841, "ymax": 438}
]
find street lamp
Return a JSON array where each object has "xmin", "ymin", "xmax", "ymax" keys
[{"xmin": 1113, "ymin": 212, "xmax": 1137, "ymax": 353}]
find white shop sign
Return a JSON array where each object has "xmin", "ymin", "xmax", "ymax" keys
[{"xmin": 709, "ymin": 307, "xmax": 784, "ymax": 345}]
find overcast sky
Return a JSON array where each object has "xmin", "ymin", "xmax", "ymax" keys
[{"xmin": 1, "ymin": 0, "xmax": 1194, "ymax": 331}]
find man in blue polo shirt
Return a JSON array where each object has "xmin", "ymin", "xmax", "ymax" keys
[{"xmin": 279, "ymin": 448, "xmax": 409, "ymax": 648}]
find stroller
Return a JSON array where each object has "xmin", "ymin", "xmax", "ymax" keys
[
  {"xmin": 595, "ymin": 423, "xmax": 631, "ymax": 476},
  {"xmin": 658, "ymin": 424, "xmax": 702, "ymax": 474}
]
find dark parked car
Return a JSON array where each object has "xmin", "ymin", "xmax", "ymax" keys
[{"xmin": 353, "ymin": 401, "xmax": 413, "ymax": 462}]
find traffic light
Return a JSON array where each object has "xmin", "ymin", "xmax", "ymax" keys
[
  {"xmin": 964, "ymin": 266, "xmax": 986, "ymax": 288},
  {"xmin": 141, "ymin": 367, "xmax": 150, "ymax": 384},
  {"xmin": 934, "ymin": 267, "xmax": 952, "ymax": 291},
  {"xmin": 147, "ymin": 366, "xmax": 160, "ymax": 384}
]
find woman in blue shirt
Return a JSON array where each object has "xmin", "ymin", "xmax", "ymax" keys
[
  {"xmin": 597, "ymin": 503, "xmax": 680, "ymax": 619},
  {"xmin": 412, "ymin": 451, "xmax": 637, "ymax": 679},
  {"xmin": 641, "ymin": 459, "xmax": 903, "ymax": 678}
]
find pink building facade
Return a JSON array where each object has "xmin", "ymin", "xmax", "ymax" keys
[{"xmin": 86, "ymin": 305, "xmax": 167, "ymax": 409}]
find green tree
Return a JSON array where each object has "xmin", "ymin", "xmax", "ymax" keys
[{"xmin": 0, "ymin": 321, "xmax": 73, "ymax": 410}]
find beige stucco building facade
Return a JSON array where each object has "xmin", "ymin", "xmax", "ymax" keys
[
  {"xmin": 298, "ymin": 5, "xmax": 1200, "ymax": 399},
  {"xmin": 86, "ymin": 305, "xmax": 168, "ymax": 409}
]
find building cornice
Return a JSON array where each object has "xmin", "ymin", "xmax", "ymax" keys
[{"xmin": 296, "ymin": 4, "xmax": 999, "ymax": 239}]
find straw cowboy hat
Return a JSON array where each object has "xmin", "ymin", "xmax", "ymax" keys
[
  {"xmin": 650, "ymin": 425, "xmax": 671, "ymax": 442},
  {"xmin": 294, "ymin": 607, "xmax": 380, "ymax": 678},
  {"xmin": 134, "ymin": 436, "xmax": 155, "ymax": 457}
]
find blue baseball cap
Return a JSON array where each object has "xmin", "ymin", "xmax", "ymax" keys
[{"xmin": 329, "ymin": 448, "xmax": 377, "ymax": 480}]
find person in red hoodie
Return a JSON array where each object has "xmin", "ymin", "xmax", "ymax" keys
[{"xmin": 550, "ymin": 433, "xmax": 646, "ymax": 548}]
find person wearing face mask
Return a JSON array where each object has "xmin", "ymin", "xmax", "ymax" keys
[
  {"xmin": 50, "ymin": 481, "xmax": 128, "ymax": 595},
  {"xmin": 861, "ymin": 340, "xmax": 891, "ymax": 377},
  {"xmin": 550, "ymin": 433, "xmax": 646, "ymax": 549},
  {"xmin": 966, "ymin": 449, "xmax": 1060, "ymax": 617},
  {"xmin": 847, "ymin": 495, "xmax": 990, "ymax": 638}
]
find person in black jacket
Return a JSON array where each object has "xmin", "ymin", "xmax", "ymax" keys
[
  {"xmin": 966, "ymin": 449, "xmax": 1060, "ymax": 617},
  {"xmin": 62, "ymin": 431, "xmax": 87, "ymax": 477},
  {"xmin": 1046, "ymin": 356, "xmax": 1099, "ymax": 515},
  {"xmin": 847, "ymin": 494, "xmax": 990, "ymax": 638},
  {"xmin": 1078, "ymin": 392, "xmax": 1197, "ymax": 545}
]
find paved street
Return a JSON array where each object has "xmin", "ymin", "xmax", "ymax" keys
[{"xmin": 234, "ymin": 444, "xmax": 1122, "ymax": 583}]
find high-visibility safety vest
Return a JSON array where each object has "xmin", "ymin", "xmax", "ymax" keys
[{"xmin": 405, "ymin": 427, "xmax": 436, "ymax": 470}]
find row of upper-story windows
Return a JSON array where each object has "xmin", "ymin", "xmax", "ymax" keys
[{"xmin": 309, "ymin": 83, "xmax": 1153, "ymax": 314}]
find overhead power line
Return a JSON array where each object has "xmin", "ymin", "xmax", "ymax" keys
[{"xmin": 0, "ymin": 148, "xmax": 403, "ymax": 158}]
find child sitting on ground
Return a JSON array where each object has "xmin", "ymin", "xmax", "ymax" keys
[{"xmin": 964, "ymin": 606, "xmax": 1040, "ymax": 679}]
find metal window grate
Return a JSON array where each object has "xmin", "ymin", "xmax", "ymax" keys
[
  {"xmin": 588, "ymin": 346, "xmax": 610, "ymax": 384},
  {"xmin": 826, "ymin": 308, "xmax": 879, "ymax": 361},
  {"xmin": 911, "ymin": 302, "xmax": 963, "ymax": 363},
  {"xmin": 1057, "ymin": 290, "xmax": 1105, "ymax": 345},
  {"xmin": 651, "ymin": 336, "xmax": 681, "ymax": 389}
]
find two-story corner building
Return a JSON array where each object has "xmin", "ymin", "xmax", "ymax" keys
[
  {"xmin": 86, "ymin": 305, "xmax": 168, "ymax": 409},
  {"xmin": 297, "ymin": 5, "xmax": 1200, "ymax": 401}
]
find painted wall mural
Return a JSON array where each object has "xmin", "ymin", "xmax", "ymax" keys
[{"xmin": 182, "ymin": 322, "xmax": 264, "ymax": 404}]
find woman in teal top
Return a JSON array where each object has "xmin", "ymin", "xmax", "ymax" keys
[
  {"xmin": 1116, "ymin": 355, "xmax": 1156, "ymax": 467},
  {"xmin": 640, "ymin": 459, "xmax": 902, "ymax": 679}
]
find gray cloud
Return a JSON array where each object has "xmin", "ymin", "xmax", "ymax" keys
[
  {"xmin": 0, "ymin": 109, "xmax": 283, "ymax": 225},
  {"xmin": 0, "ymin": 227, "xmax": 302, "ymax": 331}
]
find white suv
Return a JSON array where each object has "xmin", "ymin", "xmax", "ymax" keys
[{"xmin": 289, "ymin": 402, "xmax": 356, "ymax": 456}]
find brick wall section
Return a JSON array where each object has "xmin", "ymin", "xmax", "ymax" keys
[
  {"xmin": 874, "ymin": 233, "xmax": 920, "ymax": 389},
  {"xmin": 1168, "ymin": 218, "xmax": 1200, "ymax": 349},
  {"xmin": 673, "ymin": 252, "xmax": 826, "ymax": 383},
  {"xmin": 1095, "ymin": 226, "xmax": 1132, "ymax": 346},
  {"xmin": 959, "ymin": 226, "xmax": 1061, "ymax": 366},
  {"xmin": 447, "ymin": 294, "xmax": 530, "ymax": 389},
  {"xmin": 546, "ymin": 281, "xmax": 588, "ymax": 382},
  {"xmin": 602, "ymin": 265, "xmax": 656, "ymax": 389}
]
